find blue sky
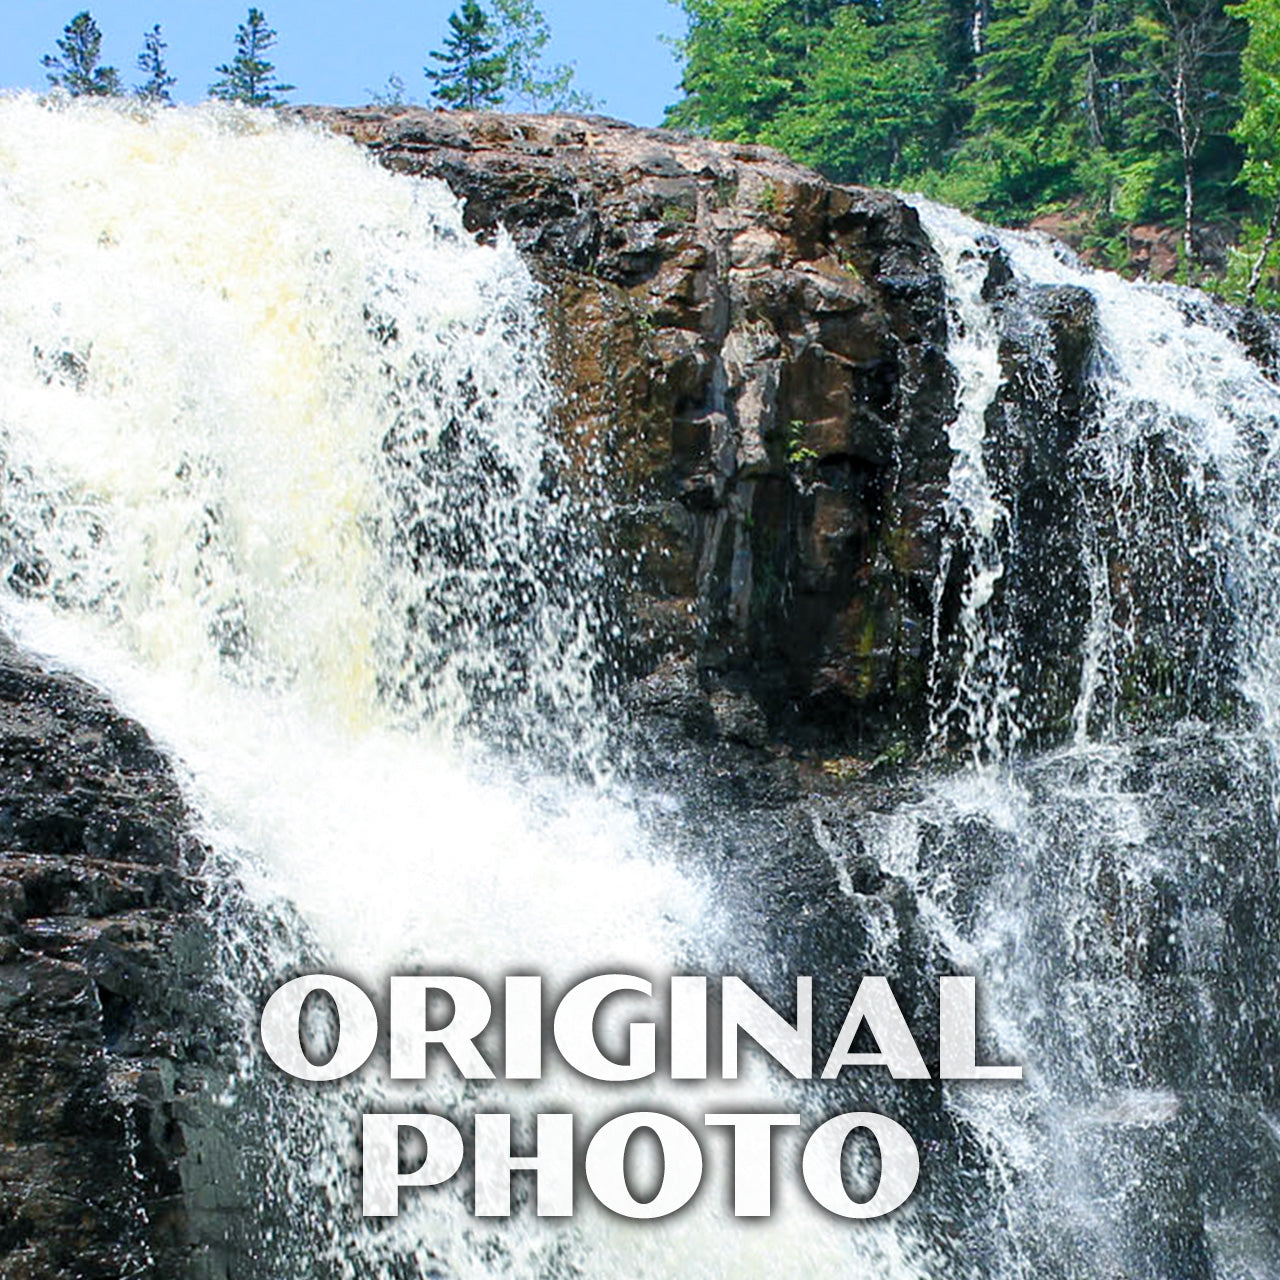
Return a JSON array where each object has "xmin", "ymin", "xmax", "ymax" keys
[{"xmin": 1, "ymin": 1, "xmax": 688, "ymax": 127}]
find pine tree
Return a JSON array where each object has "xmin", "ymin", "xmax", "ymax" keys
[
  {"xmin": 135, "ymin": 24, "xmax": 176, "ymax": 104},
  {"xmin": 492, "ymin": 0, "xmax": 595, "ymax": 111},
  {"xmin": 42, "ymin": 11, "xmax": 122, "ymax": 97},
  {"xmin": 209, "ymin": 8, "xmax": 295, "ymax": 107},
  {"xmin": 664, "ymin": 0, "xmax": 968, "ymax": 170},
  {"xmin": 661, "ymin": 0, "xmax": 1249, "ymax": 247},
  {"xmin": 426, "ymin": 2, "xmax": 508, "ymax": 109},
  {"xmin": 763, "ymin": 0, "xmax": 954, "ymax": 184}
]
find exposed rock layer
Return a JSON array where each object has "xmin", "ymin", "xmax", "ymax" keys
[
  {"xmin": 300, "ymin": 106, "xmax": 959, "ymax": 749},
  {"xmin": 0, "ymin": 639, "xmax": 248, "ymax": 1280}
]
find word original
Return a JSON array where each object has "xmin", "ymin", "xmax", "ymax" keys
[{"xmin": 260, "ymin": 972, "xmax": 1021, "ymax": 1220}]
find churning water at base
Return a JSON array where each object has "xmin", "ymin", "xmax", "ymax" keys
[{"xmin": 4, "ymin": 95, "xmax": 1280, "ymax": 1280}]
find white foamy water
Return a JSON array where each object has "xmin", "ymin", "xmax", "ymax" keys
[
  {"xmin": 0, "ymin": 97, "xmax": 925, "ymax": 1280},
  {"xmin": 889, "ymin": 197, "xmax": 1280, "ymax": 1279},
  {"xmin": 911, "ymin": 203, "xmax": 1019, "ymax": 762}
]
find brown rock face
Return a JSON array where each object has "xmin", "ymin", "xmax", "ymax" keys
[{"xmin": 298, "ymin": 107, "xmax": 957, "ymax": 748}]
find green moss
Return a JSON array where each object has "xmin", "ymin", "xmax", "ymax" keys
[
  {"xmin": 884, "ymin": 526, "xmax": 915, "ymax": 574},
  {"xmin": 756, "ymin": 182, "xmax": 780, "ymax": 215},
  {"xmin": 870, "ymin": 739, "xmax": 910, "ymax": 771}
]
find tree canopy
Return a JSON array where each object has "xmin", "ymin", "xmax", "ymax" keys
[
  {"xmin": 1230, "ymin": 0, "xmax": 1280, "ymax": 300},
  {"xmin": 209, "ymin": 7, "xmax": 295, "ymax": 107},
  {"xmin": 42, "ymin": 11, "xmax": 122, "ymax": 97},
  {"xmin": 493, "ymin": 0, "xmax": 597, "ymax": 110},
  {"xmin": 667, "ymin": 0, "xmax": 1266, "ymax": 292}
]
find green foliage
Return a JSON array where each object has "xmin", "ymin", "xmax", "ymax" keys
[
  {"xmin": 1127, "ymin": 0, "xmax": 1243, "ymax": 267},
  {"xmin": 210, "ymin": 8, "xmax": 294, "ymax": 107},
  {"xmin": 947, "ymin": 0, "xmax": 1166, "ymax": 221},
  {"xmin": 1232, "ymin": 0, "xmax": 1280, "ymax": 201},
  {"xmin": 427, "ymin": 1, "xmax": 508, "ymax": 109},
  {"xmin": 42, "ymin": 11, "xmax": 122, "ymax": 97},
  {"xmin": 1228, "ymin": 0, "xmax": 1280, "ymax": 300},
  {"xmin": 666, "ymin": 0, "xmax": 867, "ymax": 139},
  {"xmin": 492, "ymin": 0, "xmax": 596, "ymax": 110},
  {"xmin": 667, "ymin": 0, "xmax": 1256, "ymax": 283},
  {"xmin": 871, "ymin": 738, "xmax": 911, "ymax": 771},
  {"xmin": 785, "ymin": 420, "xmax": 818, "ymax": 464},
  {"xmin": 1215, "ymin": 220, "xmax": 1280, "ymax": 303},
  {"xmin": 135, "ymin": 24, "xmax": 175, "ymax": 104},
  {"xmin": 761, "ymin": 0, "xmax": 954, "ymax": 184}
]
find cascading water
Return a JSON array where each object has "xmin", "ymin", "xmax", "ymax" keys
[
  {"xmin": 894, "ymin": 198, "xmax": 1280, "ymax": 1279},
  {"xmin": 920, "ymin": 206, "xmax": 1019, "ymax": 763},
  {"xmin": 0, "ymin": 98, "xmax": 927, "ymax": 1280},
  {"xmin": 5, "ymin": 90, "xmax": 1280, "ymax": 1280}
]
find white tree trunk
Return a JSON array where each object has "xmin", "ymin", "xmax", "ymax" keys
[{"xmin": 1248, "ymin": 194, "xmax": 1280, "ymax": 306}]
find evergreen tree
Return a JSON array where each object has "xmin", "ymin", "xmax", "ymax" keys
[
  {"xmin": 493, "ymin": 0, "xmax": 595, "ymax": 111},
  {"xmin": 955, "ymin": 0, "xmax": 1141, "ymax": 219},
  {"xmin": 763, "ymin": 0, "xmax": 954, "ymax": 183},
  {"xmin": 209, "ymin": 8, "xmax": 295, "ymax": 107},
  {"xmin": 663, "ymin": 0, "xmax": 1251, "ymax": 272},
  {"xmin": 42, "ymin": 11, "xmax": 122, "ymax": 97},
  {"xmin": 665, "ymin": 0, "xmax": 971, "ymax": 172},
  {"xmin": 1127, "ymin": 0, "xmax": 1242, "ymax": 271},
  {"xmin": 426, "ymin": 2, "xmax": 508, "ymax": 109},
  {"xmin": 664, "ymin": 0, "xmax": 844, "ymax": 138},
  {"xmin": 135, "ymin": 24, "xmax": 176, "ymax": 104},
  {"xmin": 1229, "ymin": 0, "xmax": 1280, "ymax": 301}
]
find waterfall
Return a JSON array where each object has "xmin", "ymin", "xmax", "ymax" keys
[
  {"xmin": 4, "ymin": 92, "xmax": 1280, "ymax": 1280},
  {"xmin": 895, "ymin": 198, "xmax": 1280, "ymax": 1279},
  {"xmin": 917, "ymin": 204, "xmax": 1018, "ymax": 762},
  {"xmin": 0, "ymin": 98, "xmax": 927, "ymax": 1280}
]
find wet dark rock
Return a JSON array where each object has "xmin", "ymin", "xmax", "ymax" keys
[
  {"xmin": 1234, "ymin": 306, "xmax": 1280, "ymax": 381},
  {"xmin": 0, "ymin": 636, "xmax": 264, "ymax": 1280},
  {"xmin": 991, "ymin": 285, "xmax": 1100, "ymax": 742},
  {"xmin": 299, "ymin": 107, "xmax": 957, "ymax": 754}
]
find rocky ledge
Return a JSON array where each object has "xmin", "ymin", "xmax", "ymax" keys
[
  {"xmin": 299, "ymin": 107, "xmax": 1199, "ymax": 758},
  {"xmin": 299, "ymin": 106, "xmax": 959, "ymax": 751},
  {"xmin": 0, "ymin": 638, "xmax": 261, "ymax": 1280}
]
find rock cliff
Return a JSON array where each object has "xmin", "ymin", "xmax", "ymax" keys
[
  {"xmin": 301, "ymin": 107, "xmax": 1193, "ymax": 758},
  {"xmin": 300, "ymin": 106, "xmax": 959, "ymax": 751},
  {"xmin": 0, "ymin": 639, "xmax": 235, "ymax": 1278}
]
